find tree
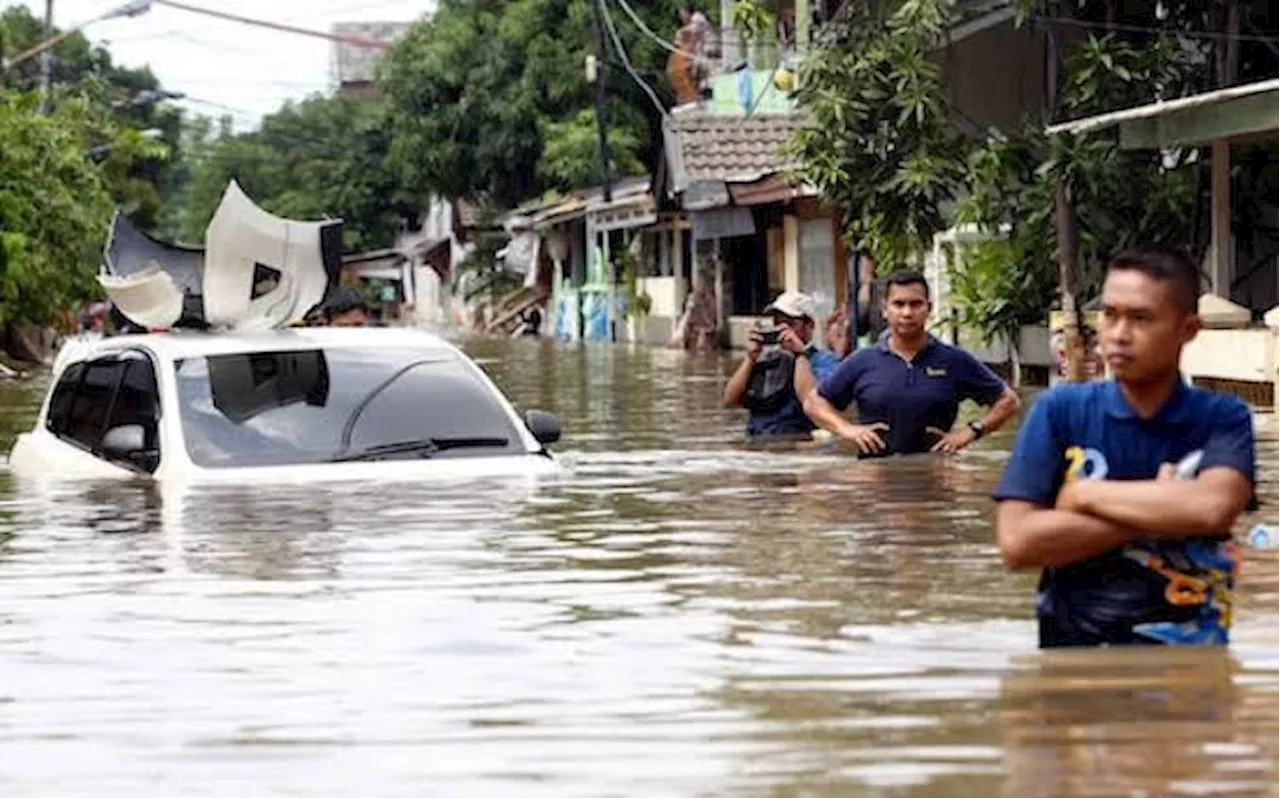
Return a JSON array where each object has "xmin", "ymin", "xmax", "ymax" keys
[
  {"xmin": 0, "ymin": 4, "xmax": 184, "ymax": 233},
  {"xmin": 378, "ymin": 0, "xmax": 691, "ymax": 206},
  {"xmin": 785, "ymin": 0, "xmax": 965, "ymax": 271},
  {"xmin": 171, "ymin": 95, "xmax": 417, "ymax": 252},
  {"xmin": 1001, "ymin": 0, "xmax": 1278, "ymax": 380},
  {"xmin": 0, "ymin": 92, "xmax": 126, "ymax": 329}
]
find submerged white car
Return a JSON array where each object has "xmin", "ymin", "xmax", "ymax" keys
[{"xmin": 8, "ymin": 327, "xmax": 564, "ymax": 484}]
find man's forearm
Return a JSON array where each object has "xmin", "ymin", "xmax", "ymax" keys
[
  {"xmin": 997, "ymin": 507, "xmax": 1138, "ymax": 570},
  {"xmin": 802, "ymin": 390, "xmax": 853, "ymax": 434},
  {"xmin": 980, "ymin": 390, "xmax": 1020, "ymax": 434},
  {"xmin": 793, "ymin": 355, "xmax": 817, "ymax": 401},
  {"xmin": 723, "ymin": 356, "xmax": 755, "ymax": 407},
  {"xmin": 1071, "ymin": 477, "xmax": 1244, "ymax": 536}
]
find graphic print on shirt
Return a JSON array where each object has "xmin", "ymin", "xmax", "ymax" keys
[{"xmin": 1062, "ymin": 446, "xmax": 1236, "ymax": 645}]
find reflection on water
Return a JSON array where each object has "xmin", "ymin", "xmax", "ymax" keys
[
  {"xmin": 0, "ymin": 335, "xmax": 1274, "ymax": 797},
  {"xmin": 1000, "ymin": 648, "xmax": 1276, "ymax": 798}
]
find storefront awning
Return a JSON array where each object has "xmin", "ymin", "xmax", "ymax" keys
[
  {"xmin": 589, "ymin": 193, "xmax": 657, "ymax": 232},
  {"xmin": 728, "ymin": 176, "xmax": 796, "ymax": 206}
]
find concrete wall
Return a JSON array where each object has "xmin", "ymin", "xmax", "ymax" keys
[{"xmin": 639, "ymin": 276, "xmax": 683, "ymax": 319}]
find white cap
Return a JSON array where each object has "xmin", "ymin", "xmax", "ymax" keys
[{"xmin": 763, "ymin": 291, "xmax": 816, "ymax": 320}]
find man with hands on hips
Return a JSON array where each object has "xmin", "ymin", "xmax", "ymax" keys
[
  {"xmin": 723, "ymin": 291, "xmax": 840, "ymax": 440},
  {"xmin": 802, "ymin": 269, "xmax": 1020, "ymax": 456}
]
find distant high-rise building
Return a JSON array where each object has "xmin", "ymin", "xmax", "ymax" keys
[{"xmin": 330, "ymin": 21, "xmax": 410, "ymax": 98}]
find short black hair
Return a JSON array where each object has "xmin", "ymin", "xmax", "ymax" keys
[
  {"xmin": 884, "ymin": 269, "xmax": 930, "ymax": 300},
  {"xmin": 324, "ymin": 286, "xmax": 368, "ymax": 319},
  {"xmin": 1106, "ymin": 249, "xmax": 1201, "ymax": 314}
]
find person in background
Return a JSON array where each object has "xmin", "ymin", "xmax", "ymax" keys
[
  {"xmin": 676, "ymin": 272, "xmax": 718, "ymax": 351},
  {"xmin": 323, "ymin": 287, "xmax": 369, "ymax": 328},
  {"xmin": 515, "ymin": 305, "xmax": 543, "ymax": 338},
  {"xmin": 823, "ymin": 251, "xmax": 881, "ymax": 359},
  {"xmin": 803, "ymin": 269, "xmax": 1020, "ymax": 456},
  {"xmin": 78, "ymin": 302, "xmax": 108, "ymax": 340},
  {"xmin": 992, "ymin": 249, "xmax": 1256, "ymax": 648},
  {"xmin": 724, "ymin": 291, "xmax": 840, "ymax": 440}
]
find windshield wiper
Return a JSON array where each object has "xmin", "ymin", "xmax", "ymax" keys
[{"xmin": 330, "ymin": 436, "xmax": 510, "ymax": 462}]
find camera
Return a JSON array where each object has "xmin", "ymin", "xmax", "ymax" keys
[{"xmin": 758, "ymin": 329, "xmax": 781, "ymax": 345}]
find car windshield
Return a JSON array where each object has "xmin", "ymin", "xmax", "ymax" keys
[{"xmin": 174, "ymin": 347, "xmax": 527, "ymax": 468}]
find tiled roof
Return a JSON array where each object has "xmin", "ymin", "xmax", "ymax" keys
[
  {"xmin": 663, "ymin": 111, "xmax": 807, "ymax": 193},
  {"xmin": 332, "ymin": 21, "xmax": 408, "ymax": 85}
]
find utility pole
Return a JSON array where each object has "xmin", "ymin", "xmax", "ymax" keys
[
  {"xmin": 38, "ymin": 0, "xmax": 53, "ymax": 113},
  {"xmin": 588, "ymin": 0, "xmax": 612, "ymax": 203},
  {"xmin": 587, "ymin": 0, "xmax": 615, "ymax": 340}
]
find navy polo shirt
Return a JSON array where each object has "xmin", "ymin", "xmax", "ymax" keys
[
  {"xmin": 993, "ymin": 380, "xmax": 1256, "ymax": 648},
  {"xmin": 816, "ymin": 334, "xmax": 1006, "ymax": 456}
]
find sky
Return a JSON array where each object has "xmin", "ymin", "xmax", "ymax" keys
[{"xmin": 18, "ymin": 0, "xmax": 436, "ymax": 130}]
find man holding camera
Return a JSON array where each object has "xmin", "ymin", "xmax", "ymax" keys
[{"xmin": 723, "ymin": 292, "xmax": 841, "ymax": 439}]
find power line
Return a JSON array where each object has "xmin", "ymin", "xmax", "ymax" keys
[
  {"xmin": 611, "ymin": 0, "xmax": 697, "ymax": 59},
  {"xmin": 1037, "ymin": 15, "xmax": 1279, "ymax": 44},
  {"xmin": 150, "ymin": 0, "xmax": 393, "ymax": 49},
  {"xmin": 600, "ymin": 0, "xmax": 667, "ymax": 118}
]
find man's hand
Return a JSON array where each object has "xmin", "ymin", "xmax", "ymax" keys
[
  {"xmin": 745, "ymin": 331, "xmax": 764, "ymax": 361},
  {"xmin": 1057, "ymin": 460, "xmax": 1180, "ymax": 512},
  {"xmin": 778, "ymin": 327, "xmax": 806, "ymax": 355},
  {"xmin": 835, "ymin": 421, "xmax": 889, "ymax": 454},
  {"xmin": 927, "ymin": 426, "xmax": 976, "ymax": 455}
]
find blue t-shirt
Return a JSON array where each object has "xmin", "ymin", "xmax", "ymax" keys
[
  {"xmin": 816, "ymin": 335, "xmax": 1006, "ymax": 455},
  {"xmin": 746, "ymin": 349, "xmax": 840, "ymax": 438},
  {"xmin": 992, "ymin": 379, "xmax": 1256, "ymax": 648}
]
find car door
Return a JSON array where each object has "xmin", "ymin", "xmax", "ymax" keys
[
  {"xmin": 44, "ymin": 350, "xmax": 162, "ymax": 475},
  {"xmin": 100, "ymin": 350, "xmax": 162, "ymax": 474}
]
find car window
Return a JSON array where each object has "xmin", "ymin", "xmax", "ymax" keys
[
  {"xmin": 102, "ymin": 355, "xmax": 162, "ymax": 472},
  {"xmin": 46, "ymin": 361, "xmax": 85, "ymax": 435},
  {"xmin": 173, "ymin": 347, "xmax": 527, "ymax": 468},
  {"xmin": 63, "ymin": 359, "xmax": 125, "ymax": 451}
]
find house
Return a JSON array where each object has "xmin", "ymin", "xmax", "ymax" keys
[
  {"xmin": 658, "ymin": 0, "xmax": 1059, "ymax": 352},
  {"xmin": 397, "ymin": 198, "xmax": 497, "ymax": 327},
  {"xmin": 501, "ymin": 177, "xmax": 660, "ymax": 343},
  {"xmin": 1048, "ymin": 78, "xmax": 1280, "ymax": 408},
  {"xmin": 658, "ymin": 110, "xmax": 850, "ymax": 349}
]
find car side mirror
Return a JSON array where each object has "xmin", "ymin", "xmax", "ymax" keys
[
  {"xmin": 524, "ymin": 410, "xmax": 561, "ymax": 446},
  {"xmin": 101, "ymin": 424, "xmax": 158, "ymax": 472}
]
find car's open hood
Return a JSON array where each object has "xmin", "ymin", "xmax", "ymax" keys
[{"xmin": 99, "ymin": 181, "xmax": 342, "ymax": 332}]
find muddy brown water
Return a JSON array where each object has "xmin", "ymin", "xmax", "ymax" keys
[{"xmin": 0, "ymin": 335, "xmax": 1274, "ymax": 797}]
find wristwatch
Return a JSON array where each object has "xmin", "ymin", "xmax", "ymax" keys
[
  {"xmin": 968, "ymin": 420, "xmax": 986, "ymax": 440},
  {"xmin": 798, "ymin": 346, "xmax": 816, "ymax": 359}
]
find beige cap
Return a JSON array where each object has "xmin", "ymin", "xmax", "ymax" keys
[{"xmin": 763, "ymin": 291, "xmax": 816, "ymax": 320}]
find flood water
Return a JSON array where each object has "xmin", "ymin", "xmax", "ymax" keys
[{"xmin": 0, "ymin": 335, "xmax": 1275, "ymax": 797}]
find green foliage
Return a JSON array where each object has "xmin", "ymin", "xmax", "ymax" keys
[
  {"xmin": 731, "ymin": 0, "xmax": 775, "ymax": 38},
  {"xmin": 1, "ymin": 5, "xmax": 184, "ymax": 233},
  {"xmin": 378, "ymin": 0, "xmax": 690, "ymax": 206},
  {"xmin": 171, "ymin": 95, "xmax": 415, "ymax": 252},
  {"xmin": 946, "ymin": 238, "xmax": 1057, "ymax": 355},
  {"xmin": 0, "ymin": 92, "xmax": 115, "ymax": 326},
  {"xmin": 456, "ymin": 234, "xmax": 522, "ymax": 303},
  {"xmin": 539, "ymin": 109, "xmax": 645, "ymax": 191},
  {"xmin": 786, "ymin": 0, "xmax": 965, "ymax": 272},
  {"xmin": 957, "ymin": 32, "xmax": 1204, "ymax": 325}
]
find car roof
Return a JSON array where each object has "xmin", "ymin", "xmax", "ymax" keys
[{"xmin": 59, "ymin": 326, "xmax": 462, "ymax": 364}]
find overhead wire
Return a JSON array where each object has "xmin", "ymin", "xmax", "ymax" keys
[
  {"xmin": 598, "ymin": 0, "xmax": 667, "ymax": 119},
  {"xmin": 1036, "ymin": 15, "xmax": 1279, "ymax": 44},
  {"xmin": 611, "ymin": 0, "xmax": 697, "ymax": 59}
]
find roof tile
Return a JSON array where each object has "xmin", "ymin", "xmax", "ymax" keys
[{"xmin": 664, "ymin": 111, "xmax": 807, "ymax": 190}]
